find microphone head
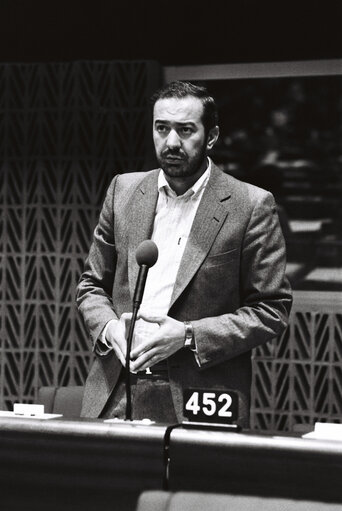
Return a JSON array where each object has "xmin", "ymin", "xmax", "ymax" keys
[{"xmin": 135, "ymin": 240, "xmax": 158, "ymax": 268}]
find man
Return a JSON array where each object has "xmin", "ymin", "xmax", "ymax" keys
[{"xmin": 76, "ymin": 81, "xmax": 292, "ymax": 427}]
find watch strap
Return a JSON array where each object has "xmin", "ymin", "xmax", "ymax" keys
[{"xmin": 184, "ymin": 321, "xmax": 194, "ymax": 348}]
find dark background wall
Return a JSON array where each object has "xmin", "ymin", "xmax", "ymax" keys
[{"xmin": 0, "ymin": 0, "xmax": 340, "ymax": 65}]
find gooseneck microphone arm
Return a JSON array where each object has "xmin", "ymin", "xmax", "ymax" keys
[
  {"xmin": 125, "ymin": 240, "xmax": 158, "ymax": 421},
  {"xmin": 125, "ymin": 264, "xmax": 149, "ymax": 421}
]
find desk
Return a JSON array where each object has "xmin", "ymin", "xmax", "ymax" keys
[
  {"xmin": 168, "ymin": 427, "xmax": 342, "ymax": 503},
  {"xmin": 0, "ymin": 418, "xmax": 341, "ymax": 510},
  {"xmin": 0, "ymin": 417, "xmax": 167, "ymax": 511}
]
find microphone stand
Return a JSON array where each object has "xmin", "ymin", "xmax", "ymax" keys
[{"xmin": 125, "ymin": 264, "xmax": 148, "ymax": 421}]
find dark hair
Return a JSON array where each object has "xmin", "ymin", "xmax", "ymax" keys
[{"xmin": 151, "ymin": 80, "xmax": 218, "ymax": 134}]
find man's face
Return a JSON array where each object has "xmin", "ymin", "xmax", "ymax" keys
[{"xmin": 153, "ymin": 96, "xmax": 209, "ymax": 179}]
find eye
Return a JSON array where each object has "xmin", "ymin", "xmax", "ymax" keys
[
  {"xmin": 180, "ymin": 126, "xmax": 193, "ymax": 136},
  {"xmin": 155, "ymin": 124, "xmax": 168, "ymax": 134}
]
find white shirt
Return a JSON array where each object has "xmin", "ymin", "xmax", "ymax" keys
[
  {"xmin": 134, "ymin": 160, "xmax": 211, "ymax": 344},
  {"xmin": 99, "ymin": 159, "xmax": 212, "ymax": 352}
]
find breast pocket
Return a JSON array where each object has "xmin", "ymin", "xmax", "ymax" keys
[{"xmin": 202, "ymin": 248, "xmax": 239, "ymax": 269}]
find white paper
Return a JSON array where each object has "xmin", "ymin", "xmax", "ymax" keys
[
  {"xmin": 0, "ymin": 411, "xmax": 62, "ymax": 420},
  {"xmin": 303, "ymin": 422, "xmax": 342, "ymax": 441}
]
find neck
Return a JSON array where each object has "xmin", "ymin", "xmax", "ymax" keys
[{"xmin": 164, "ymin": 159, "xmax": 208, "ymax": 196}]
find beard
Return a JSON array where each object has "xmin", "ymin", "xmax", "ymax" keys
[{"xmin": 156, "ymin": 144, "xmax": 207, "ymax": 179}]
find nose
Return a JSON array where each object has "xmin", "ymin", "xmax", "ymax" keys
[{"xmin": 166, "ymin": 129, "xmax": 181, "ymax": 150}]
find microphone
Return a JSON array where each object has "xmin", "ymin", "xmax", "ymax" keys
[
  {"xmin": 126, "ymin": 240, "xmax": 158, "ymax": 420},
  {"xmin": 133, "ymin": 240, "xmax": 159, "ymax": 307}
]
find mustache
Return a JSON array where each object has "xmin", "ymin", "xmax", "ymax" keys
[{"xmin": 161, "ymin": 149, "xmax": 186, "ymax": 159}]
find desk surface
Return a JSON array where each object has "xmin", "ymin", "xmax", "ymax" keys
[
  {"xmin": 0, "ymin": 417, "xmax": 168, "ymax": 511},
  {"xmin": 0, "ymin": 417, "xmax": 341, "ymax": 510},
  {"xmin": 168, "ymin": 426, "xmax": 342, "ymax": 502}
]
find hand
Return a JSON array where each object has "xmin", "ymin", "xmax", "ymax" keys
[
  {"xmin": 105, "ymin": 313, "xmax": 133, "ymax": 367},
  {"xmin": 130, "ymin": 313, "xmax": 185, "ymax": 372}
]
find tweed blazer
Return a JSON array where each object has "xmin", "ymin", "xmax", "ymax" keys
[{"xmin": 76, "ymin": 164, "xmax": 292, "ymax": 426}]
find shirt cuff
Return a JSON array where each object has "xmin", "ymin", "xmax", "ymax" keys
[{"xmin": 94, "ymin": 319, "xmax": 117, "ymax": 356}]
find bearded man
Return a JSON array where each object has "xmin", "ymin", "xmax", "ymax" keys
[{"xmin": 76, "ymin": 80, "xmax": 292, "ymax": 427}]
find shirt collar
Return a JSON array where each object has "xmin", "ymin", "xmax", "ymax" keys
[{"xmin": 158, "ymin": 157, "xmax": 212, "ymax": 199}]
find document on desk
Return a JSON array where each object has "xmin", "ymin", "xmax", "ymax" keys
[
  {"xmin": 0, "ymin": 403, "xmax": 62, "ymax": 419},
  {"xmin": 303, "ymin": 422, "xmax": 342, "ymax": 441},
  {"xmin": 0, "ymin": 411, "xmax": 62, "ymax": 419}
]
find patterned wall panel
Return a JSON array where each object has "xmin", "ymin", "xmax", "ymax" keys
[
  {"xmin": 0, "ymin": 60, "xmax": 161, "ymax": 410},
  {"xmin": 251, "ymin": 292, "xmax": 342, "ymax": 432},
  {"xmin": 1, "ymin": 60, "xmax": 340, "ymax": 432}
]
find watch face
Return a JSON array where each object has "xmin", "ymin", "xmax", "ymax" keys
[
  {"xmin": 184, "ymin": 322, "xmax": 194, "ymax": 348},
  {"xmin": 185, "ymin": 335, "xmax": 194, "ymax": 348}
]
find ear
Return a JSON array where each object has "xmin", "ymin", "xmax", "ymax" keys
[{"xmin": 206, "ymin": 126, "xmax": 220, "ymax": 150}]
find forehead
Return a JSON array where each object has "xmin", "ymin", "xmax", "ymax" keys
[{"xmin": 153, "ymin": 96, "xmax": 204, "ymax": 124}]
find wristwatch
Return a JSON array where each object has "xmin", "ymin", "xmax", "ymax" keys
[{"xmin": 184, "ymin": 321, "xmax": 195, "ymax": 349}]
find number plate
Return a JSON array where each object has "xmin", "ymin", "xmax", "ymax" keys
[{"xmin": 183, "ymin": 388, "xmax": 239, "ymax": 424}]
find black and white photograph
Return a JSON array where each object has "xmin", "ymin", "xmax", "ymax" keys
[{"xmin": 0, "ymin": 1, "xmax": 341, "ymax": 510}]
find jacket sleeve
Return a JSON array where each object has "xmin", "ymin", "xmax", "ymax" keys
[
  {"xmin": 192, "ymin": 192, "xmax": 292, "ymax": 368},
  {"xmin": 75, "ymin": 176, "xmax": 119, "ymax": 347}
]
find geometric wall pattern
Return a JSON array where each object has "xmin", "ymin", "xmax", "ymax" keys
[
  {"xmin": 0, "ymin": 60, "xmax": 161, "ymax": 410},
  {"xmin": 0, "ymin": 59, "xmax": 340, "ymax": 433},
  {"xmin": 251, "ymin": 293, "xmax": 342, "ymax": 432}
]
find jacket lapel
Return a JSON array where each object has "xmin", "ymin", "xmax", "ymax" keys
[
  {"xmin": 127, "ymin": 170, "xmax": 159, "ymax": 299},
  {"xmin": 169, "ymin": 164, "xmax": 231, "ymax": 309}
]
